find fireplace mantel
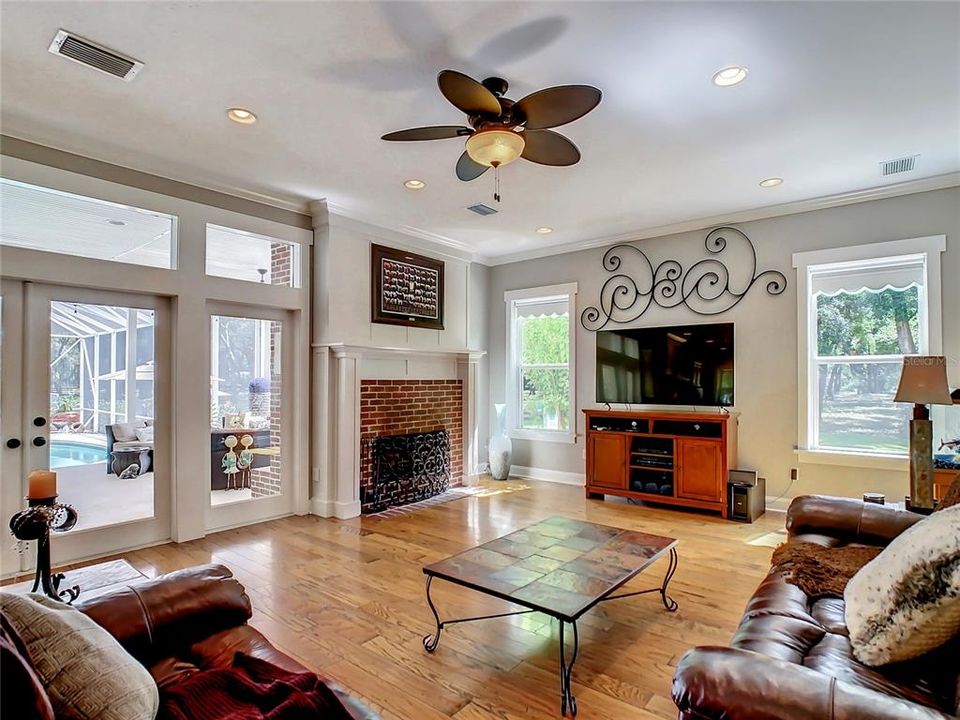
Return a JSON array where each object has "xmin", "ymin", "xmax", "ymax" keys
[
  {"xmin": 315, "ymin": 342, "xmax": 484, "ymax": 361},
  {"xmin": 310, "ymin": 342, "xmax": 484, "ymax": 519}
]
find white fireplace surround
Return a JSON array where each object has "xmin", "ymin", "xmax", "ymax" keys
[{"xmin": 310, "ymin": 343, "xmax": 485, "ymax": 518}]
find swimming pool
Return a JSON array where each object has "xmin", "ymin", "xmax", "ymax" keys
[{"xmin": 50, "ymin": 441, "xmax": 108, "ymax": 468}]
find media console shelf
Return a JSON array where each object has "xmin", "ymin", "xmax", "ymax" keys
[{"xmin": 583, "ymin": 409, "xmax": 738, "ymax": 516}]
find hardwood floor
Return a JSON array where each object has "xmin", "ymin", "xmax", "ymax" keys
[{"xmin": 93, "ymin": 479, "xmax": 782, "ymax": 719}]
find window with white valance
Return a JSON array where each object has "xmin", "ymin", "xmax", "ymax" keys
[
  {"xmin": 794, "ymin": 236, "xmax": 945, "ymax": 460},
  {"xmin": 504, "ymin": 283, "xmax": 578, "ymax": 443}
]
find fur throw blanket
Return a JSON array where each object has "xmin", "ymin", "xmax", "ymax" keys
[{"xmin": 771, "ymin": 542, "xmax": 882, "ymax": 599}]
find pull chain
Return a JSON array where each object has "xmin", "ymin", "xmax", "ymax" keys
[{"xmin": 493, "ymin": 165, "xmax": 501, "ymax": 203}]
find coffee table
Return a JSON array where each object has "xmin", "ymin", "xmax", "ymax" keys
[{"xmin": 421, "ymin": 516, "xmax": 678, "ymax": 716}]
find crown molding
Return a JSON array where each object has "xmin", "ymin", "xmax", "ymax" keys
[
  {"xmin": 1, "ymin": 133, "xmax": 313, "ymax": 227},
  {"xmin": 478, "ymin": 172, "xmax": 960, "ymax": 267},
  {"xmin": 326, "ymin": 204, "xmax": 478, "ymax": 263}
]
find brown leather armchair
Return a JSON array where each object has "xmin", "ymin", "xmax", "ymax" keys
[
  {"xmin": 75, "ymin": 563, "xmax": 380, "ymax": 719},
  {"xmin": 672, "ymin": 495, "xmax": 960, "ymax": 720}
]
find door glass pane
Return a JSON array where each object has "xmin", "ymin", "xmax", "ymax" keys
[
  {"xmin": 816, "ymin": 361, "xmax": 910, "ymax": 453},
  {"xmin": 210, "ymin": 315, "xmax": 282, "ymax": 505},
  {"xmin": 50, "ymin": 302, "xmax": 155, "ymax": 530}
]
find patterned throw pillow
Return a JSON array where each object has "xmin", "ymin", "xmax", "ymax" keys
[
  {"xmin": 0, "ymin": 593, "xmax": 158, "ymax": 720},
  {"xmin": 844, "ymin": 504, "xmax": 960, "ymax": 666}
]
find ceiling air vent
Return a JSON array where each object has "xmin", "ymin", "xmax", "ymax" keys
[
  {"xmin": 467, "ymin": 203, "xmax": 498, "ymax": 216},
  {"xmin": 48, "ymin": 30, "xmax": 143, "ymax": 81},
  {"xmin": 880, "ymin": 155, "xmax": 918, "ymax": 177}
]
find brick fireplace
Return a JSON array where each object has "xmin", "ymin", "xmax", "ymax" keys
[
  {"xmin": 360, "ymin": 379, "xmax": 462, "ymax": 512},
  {"xmin": 311, "ymin": 344, "xmax": 483, "ymax": 519}
]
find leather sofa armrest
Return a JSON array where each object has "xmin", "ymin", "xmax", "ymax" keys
[
  {"xmin": 785, "ymin": 494, "xmax": 922, "ymax": 545},
  {"xmin": 673, "ymin": 647, "xmax": 954, "ymax": 720},
  {"xmin": 76, "ymin": 563, "xmax": 252, "ymax": 662}
]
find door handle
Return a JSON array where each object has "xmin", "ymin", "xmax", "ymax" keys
[
  {"xmin": 5, "ymin": 438, "xmax": 21, "ymax": 449},
  {"xmin": 32, "ymin": 437, "xmax": 46, "ymax": 447}
]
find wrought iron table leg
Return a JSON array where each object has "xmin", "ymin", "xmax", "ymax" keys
[
  {"xmin": 558, "ymin": 619, "xmax": 579, "ymax": 716},
  {"xmin": 422, "ymin": 575, "xmax": 443, "ymax": 652},
  {"xmin": 660, "ymin": 547, "xmax": 679, "ymax": 612}
]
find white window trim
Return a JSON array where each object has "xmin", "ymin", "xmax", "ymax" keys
[
  {"xmin": 504, "ymin": 283, "xmax": 578, "ymax": 444},
  {"xmin": 792, "ymin": 235, "xmax": 945, "ymax": 466}
]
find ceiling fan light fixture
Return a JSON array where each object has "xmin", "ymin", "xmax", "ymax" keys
[{"xmin": 465, "ymin": 128, "xmax": 525, "ymax": 168}]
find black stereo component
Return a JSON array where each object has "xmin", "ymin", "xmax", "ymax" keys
[{"xmin": 728, "ymin": 471, "xmax": 765, "ymax": 522}]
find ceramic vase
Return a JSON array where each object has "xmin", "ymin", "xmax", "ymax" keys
[{"xmin": 488, "ymin": 403, "xmax": 512, "ymax": 481}]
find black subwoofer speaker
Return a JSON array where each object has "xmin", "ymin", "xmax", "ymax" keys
[{"xmin": 728, "ymin": 470, "xmax": 765, "ymax": 522}]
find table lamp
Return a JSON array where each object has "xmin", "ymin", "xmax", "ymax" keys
[{"xmin": 894, "ymin": 356, "xmax": 953, "ymax": 511}]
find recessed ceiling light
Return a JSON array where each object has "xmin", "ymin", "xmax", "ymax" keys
[
  {"xmin": 226, "ymin": 107, "xmax": 257, "ymax": 124},
  {"xmin": 536, "ymin": 227, "xmax": 553, "ymax": 235},
  {"xmin": 712, "ymin": 66, "xmax": 748, "ymax": 87},
  {"xmin": 759, "ymin": 177, "xmax": 784, "ymax": 188},
  {"xmin": 106, "ymin": 219, "xmax": 126, "ymax": 226},
  {"xmin": 403, "ymin": 179, "xmax": 425, "ymax": 190}
]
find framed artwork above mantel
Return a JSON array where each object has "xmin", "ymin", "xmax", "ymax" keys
[{"xmin": 371, "ymin": 243, "xmax": 445, "ymax": 330}]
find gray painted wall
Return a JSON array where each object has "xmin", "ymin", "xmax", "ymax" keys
[{"xmin": 487, "ymin": 187, "xmax": 959, "ymax": 502}]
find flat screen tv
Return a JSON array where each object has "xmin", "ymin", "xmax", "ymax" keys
[{"xmin": 596, "ymin": 322, "xmax": 734, "ymax": 407}]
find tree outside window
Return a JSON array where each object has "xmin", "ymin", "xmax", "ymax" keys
[
  {"xmin": 519, "ymin": 313, "xmax": 570, "ymax": 430},
  {"xmin": 814, "ymin": 284, "xmax": 922, "ymax": 453}
]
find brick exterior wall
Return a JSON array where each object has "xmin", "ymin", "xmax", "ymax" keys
[
  {"xmin": 270, "ymin": 242, "xmax": 292, "ymax": 286},
  {"xmin": 250, "ymin": 319, "xmax": 283, "ymax": 498},
  {"xmin": 248, "ymin": 243, "xmax": 291, "ymax": 498},
  {"xmin": 360, "ymin": 379, "xmax": 463, "ymax": 513}
]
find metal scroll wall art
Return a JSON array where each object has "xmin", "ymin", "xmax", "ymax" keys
[{"xmin": 580, "ymin": 226, "xmax": 787, "ymax": 330}]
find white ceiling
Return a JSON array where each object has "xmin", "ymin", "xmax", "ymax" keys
[{"xmin": 1, "ymin": 2, "xmax": 958, "ymax": 263}]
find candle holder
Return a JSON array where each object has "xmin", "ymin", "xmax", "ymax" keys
[{"xmin": 9, "ymin": 495, "xmax": 80, "ymax": 604}]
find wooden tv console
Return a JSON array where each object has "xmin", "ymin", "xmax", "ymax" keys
[{"xmin": 583, "ymin": 409, "xmax": 738, "ymax": 516}]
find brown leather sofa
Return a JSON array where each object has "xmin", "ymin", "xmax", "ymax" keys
[
  {"xmin": 8, "ymin": 563, "xmax": 380, "ymax": 719},
  {"xmin": 672, "ymin": 495, "xmax": 960, "ymax": 720}
]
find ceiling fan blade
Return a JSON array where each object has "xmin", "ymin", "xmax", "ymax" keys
[
  {"xmin": 381, "ymin": 125, "xmax": 473, "ymax": 141},
  {"xmin": 456, "ymin": 151, "xmax": 489, "ymax": 181},
  {"xmin": 521, "ymin": 130, "xmax": 581, "ymax": 166},
  {"xmin": 438, "ymin": 70, "xmax": 502, "ymax": 116},
  {"xmin": 514, "ymin": 85, "xmax": 601, "ymax": 130}
]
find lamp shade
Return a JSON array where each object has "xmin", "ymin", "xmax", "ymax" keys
[
  {"xmin": 465, "ymin": 129, "xmax": 525, "ymax": 168},
  {"xmin": 893, "ymin": 356, "xmax": 953, "ymax": 405}
]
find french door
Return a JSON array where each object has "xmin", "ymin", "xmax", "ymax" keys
[
  {"xmin": 0, "ymin": 281, "xmax": 171, "ymax": 572},
  {"xmin": 206, "ymin": 304, "xmax": 296, "ymax": 530}
]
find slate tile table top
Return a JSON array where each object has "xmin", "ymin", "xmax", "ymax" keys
[
  {"xmin": 421, "ymin": 516, "xmax": 678, "ymax": 716},
  {"xmin": 423, "ymin": 516, "xmax": 677, "ymax": 621}
]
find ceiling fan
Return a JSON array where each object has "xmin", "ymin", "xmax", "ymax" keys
[{"xmin": 381, "ymin": 70, "xmax": 602, "ymax": 186}]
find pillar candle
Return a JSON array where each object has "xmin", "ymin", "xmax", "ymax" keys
[{"xmin": 26, "ymin": 470, "xmax": 57, "ymax": 499}]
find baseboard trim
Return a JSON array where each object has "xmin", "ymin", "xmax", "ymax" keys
[
  {"xmin": 310, "ymin": 498, "xmax": 362, "ymax": 519},
  {"xmin": 765, "ymin": 496, "xmax": 792, "ymax": 513},
  {"xmin": 510, "ymin": 465, "xmax": 586, "ymax": 487}
]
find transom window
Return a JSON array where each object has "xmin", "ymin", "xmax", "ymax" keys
[
  {"xmin": 206, "ymin": 224, "xmax": 300, "ymax": 287},
  {"xmin": 0, "ymin": 178, "xmax": 176, "ymax": 269},
  {"xmin": 795, "ymin": 236, "xmax": 945, "ymax": 457},
  {"xmin": 505, "ymin": 284, "xmax": 577, "ymax": 442}
]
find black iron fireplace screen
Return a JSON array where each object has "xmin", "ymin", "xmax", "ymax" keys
[{"xmin": 366, "ymin": 429, "xmax": 450, "ymax": 512}]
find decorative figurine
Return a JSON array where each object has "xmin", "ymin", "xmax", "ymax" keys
[
  {"xmin": 221, "ymin": 435, "xmax": 239, "ymax": 490},
  {"xmin": 238, "ymin": 434, "xmax": 255, "ymax": 489}
]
